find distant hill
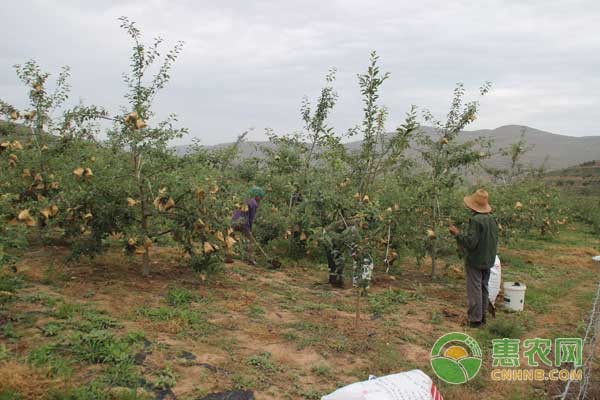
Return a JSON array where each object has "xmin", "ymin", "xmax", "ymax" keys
[
  {"xmin": 546, "ymin": 160, "xmax": 600, "ymax": 196},
  {"xmin": 175, "ymin": 125, "xmax": 600, "ymax": 171}
]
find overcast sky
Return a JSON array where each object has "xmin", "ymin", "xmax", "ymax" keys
[{"xmin": 1, "ymin": 0, "xmax": 599, "ymax": 145}]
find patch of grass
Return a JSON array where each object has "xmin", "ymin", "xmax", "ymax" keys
[
  {"xmin": 46, "ymin": 381, "xmax": 140, "ymax": 400},
  {"xmin": 411, "ymin": 284, "xmax": 426, "ymax": 301},
  {"xmin": 368, "ymin": 288, "xmax": 408, "ymax": 316},
  {"xmin": 310, "ymin": 364, "xmax": 333, "ymax": 378},
  {"xmin": 69, "ymin": 330, "xmax": 134, "ymax": 365},
  {"xmin": 211, "ymin": 336, "xmax": 238, "ymax": 354},
  {"xmin": 372, "ymin": 342, "xmax": 403, "ymax": 374},
  {"xmin": 77, "ymin": 309, "xmax": 123, "ymax": 331},
  {"xmin": 329, "ymin": 337, "xmax": 348, "ymax": 353},
  {"xmin": 299, "ymin": 389, "xmax": 323, "ymax": 400},
  {"xmin": 430, "ymin": 311, "xmax": 442, "ymax": 325},
  {"xmin": 1, "ymin": 323, "xmax": 18, "ymax": 339},
  {"xmin": 135, "ymin": 306, "xmax": 213, "ymax": 335},
  {"xmin": 0, "ymin": 274, "xmax": 23, "ymax": 293},
  {"xmin": 231, "ymin": 372, "xmax": 256, "ymax": 390},
  {"xmin": 296, "ymin": 337, "xmax": 321, "ymax": 350},
  {"xmin": 247, "ymin": 352, "xmax": 279, "ymax": 373},
  {"xmin": 0, "ymin": 389, "xmax": 21, "ymax": 400},
  {"xmin": 102, "ymin": 362, "xmax": 140, "ymax": 388},
  {"xmin": 151, "ymin": 365, "xmax": 177, "ymax": 390},
  {"xmin": 281, "ymin": 332, "xmax": 299, "ymax": 341},
  {"xmin": 41, "ymin": 262, "xmax": 67, "ymax": 285},
  {"xmin": 526, "ymin": 287, "xmax": 552, "ymax": 313},
  {"xmin": 288, "ymin": 321, "xmax": 327, "ymax": 333},
  {"xmin": 53, "ymin": 302, "xmax": 85, "ymax": 320},
  {"xmin": 40, "ymin": 321, "xmax": 65, "ymax": 337},
  {"xmin": 27, "ymin": 344, "xmax": 74, "ymax": 378},
  {"xmin": 247, "ymin": 304, "xmax": 265, "ymax": 319},
  {"xmin": 0, "ymin": 343, "xmax": 11, "ymax": 361},
  {"xmin": 501, "ymin": 254, "xmax": 527, "ymax": 270},
  {"xmin": 21, "ymin": 292, "xmax": 59, "ymax": 307},
  {"xmin": 135, "ymin": 306, "xmax": 176, "ymax": 321},
  {"xmin": 166, "ymin": 286, "xmax": 196, "ymax": 307},
  {"xmin": 123, "ymin": 330, "xmax": 146, "ymax": 344},
  {"xmin": 575, "ymin": 290, "xmax": 596, "ymax": 307},
  {"xmin": 487, "ymin": 319, "xmax": 524, "ymax": 339}
]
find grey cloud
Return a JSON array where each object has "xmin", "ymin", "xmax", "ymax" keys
[{"xmin": 1, "ymin": 0, "xmax": 598, "ymax": 145}]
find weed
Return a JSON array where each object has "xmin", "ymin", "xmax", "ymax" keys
[
  {"xmin": 0, "ymin": 389, "xmax": 21, "ymax": 400},
  {"xmin": 247, "ymin": 304, "xmax": 265, "ymax": 319},
  {"xmin": 282, "ymin": 332, "xmax": 299, "ymax": 341},
  {"xmin": 42, "ymin": 262, "xmax": 67, "ymax": 285},
  {"xmin": 0, "ymin": 343, "xmax": 11, "ymax": 361},
  {"xmin": 231, "ymin": 373, "xmax": 256, "ymax": 390},
  {"xmin": 152, "ymin": 365, "xmax": 177, "ymax": 390},
  {"xmin": 40, "ymin": 321, "xmax": 64, "ymax": 337},
  {"xmin": 409, "ymin": 284, "xmax": 426, "ymax": 301},
  {"xmin": 310, "ymin": 365, "xmax": 332, "ymax": 378},
  {"xmin": 1, "ymin": 323, "xmax": 17, "ymax": 339},
  {"xmin": 54, "ymin": 302, "xmax": 84, "ymax": 320},
  {"xmin": 123, "ymin": 330, "xmax": 146, "ymax": 344},
  {"xmin": 487, "ymin": 319, "xmax": 524, "ymax": 339},
  {"xmin": 329, "ymin": 338, "xmax": 348, "ymax": 353},
  {"xmin": 21, "ymin": 292, "xmax": 58, "ymax": 307},
  {"xmin": 78, "ymin": 309, "xmax": 123, "ymax": 331},
  {"xmin": 299, "ymin": 389, "xmax": 323, "ymax": 400},
  {"xmin": 526, "ymin": 287, "xmax": 552, "ymax": 313},
  {"xmin": 27, "ymin": 344, "xmax": 74, "ymax": 378},
  {"xmin": 247, "ymin": 352, "xmax": 279, "ymax": 373},
  {"xmin": 368, "ymin": 288, "xmax": 407, "ymax": 316},
  {"xmin": 166, "ymin": 286, "xmax": 196, "ymax": 306},
  {"xmin": 0, "ymin": 274, "xmax": 22, "ymax": 293},
  {"xmin": 70, "ymin": 330, "xmax": 133, "ymax": 364},
  {"xmin": 135, "ymin": 306, "xmax": 213, "ymax": 335},
  {"xmin": 135, "ymin": 306, "xmax": 176, "ymax": 321},
  {"xmin": 372, "ymin": 343, "xmax": 404, "ymax": 374},
  {"xmin": 102, "ymin": 361, "xmax": 140, "ymax": 387},
  {"xmin": 297, "ymin": 337, "xmax": 320, "ymax": 350}
]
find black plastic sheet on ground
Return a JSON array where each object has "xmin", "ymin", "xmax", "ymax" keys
[{"xmin": 198, "ymin": 390, "xmax": 254, "ymax": 400}]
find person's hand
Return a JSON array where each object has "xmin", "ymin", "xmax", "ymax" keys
[{"xmin": 449, "ymin": 225, "xmax": 459, "ymax": 236}]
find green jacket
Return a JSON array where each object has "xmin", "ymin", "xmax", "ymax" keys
[{"xmin": 457, "ymin": 212, "xmax": 498, "ymax": 270}]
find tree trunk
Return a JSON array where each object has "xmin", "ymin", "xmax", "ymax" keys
[
  {"xmin": 142, "ymin": 247, "xmax": 150, "ymax": 276},
  {"xmin": 135, "ymin": 151, "xmax": 150, "ymax": 277},
  {"xmin": 355, "ymin": 289, "xmax": 361, "ymax": 329},
  {"xmin": 140, "ymin": 189, "xmax": 150, "ymax": 277},
  {"xmin": 431, "ymin": 240, "xmax": 437, "ymax": 279},
  {"xmin": 431, "ymin": 198, "xmax": 438, "ymax": 279}
]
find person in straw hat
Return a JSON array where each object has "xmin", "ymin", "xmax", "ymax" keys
[{"xmin": 449, "ymin": 189, "xmax": 498, "ymax": 328}]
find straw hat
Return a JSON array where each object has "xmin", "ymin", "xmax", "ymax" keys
[{"xmin": 464, "ymin": 189, "xmax": 492, "ymax": 214}]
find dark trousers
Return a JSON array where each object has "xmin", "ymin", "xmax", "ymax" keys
[
  {"xmin": 326, "ymin": 248, "xmax": 344, "ymax": 284},
  {"xmin": 466, "ymin": 267, "xmax": 491, "ymax": 323}
]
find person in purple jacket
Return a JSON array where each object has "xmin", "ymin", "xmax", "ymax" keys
[{"xmin": 230, "ymin": 186, "xmax": 265, "ymax": 265}]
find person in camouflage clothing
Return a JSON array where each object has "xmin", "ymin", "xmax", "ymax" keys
[{"xmin": 321, "ymin": 224, "xmax": 360, "ymax": 288}]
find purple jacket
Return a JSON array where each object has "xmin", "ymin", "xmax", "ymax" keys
[{"xmin": 232, "ymin": 198, "xmax": 259, "ymax": 231}]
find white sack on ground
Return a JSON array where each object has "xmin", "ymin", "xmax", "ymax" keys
[
  {"xmin": 321, "ymin": 369, "xmax": 443, "ymax": 400},
  {"xmin": 488, "ymin": 255, "xmax": 501, "ymax": 305}
]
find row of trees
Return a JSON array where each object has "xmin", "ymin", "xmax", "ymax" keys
[{"xmin": 0, "ymin": 19, "xmax": 570, "ymax": 280}]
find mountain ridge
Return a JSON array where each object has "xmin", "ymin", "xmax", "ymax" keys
[{"xmin": 174, "ymin": 125, "xmax": 600, "ymax": 170}]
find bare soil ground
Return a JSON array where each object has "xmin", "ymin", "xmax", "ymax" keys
[{"xmin": 1, "ymin": 226, "xmax": 599, "ymax": 399}]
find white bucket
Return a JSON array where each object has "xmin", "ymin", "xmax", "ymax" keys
[{"xmin": 503, "ymin": 282, "xmax": 526, "ymax": 311}]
